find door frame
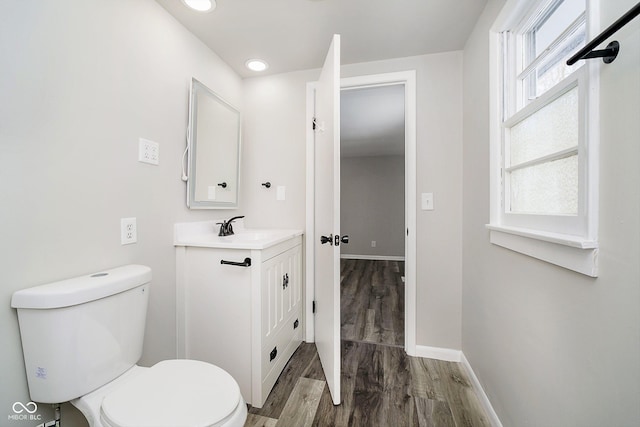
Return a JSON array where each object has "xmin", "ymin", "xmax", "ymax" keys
[{"xmin": 305, "ymin": 70, "xmax": 417, "ymax": 355}]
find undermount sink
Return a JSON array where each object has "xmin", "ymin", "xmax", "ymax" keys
[{"xmin": 174, "ymin": 220, "xmax": 303, "ymax": 250}]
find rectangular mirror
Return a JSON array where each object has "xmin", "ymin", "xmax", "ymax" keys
[{"xmin": 187, "ymin": 78, "xmax": 241, "ymax": 209}]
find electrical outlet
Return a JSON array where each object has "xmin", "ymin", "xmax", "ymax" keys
[
  {"xmin": 121, "ymin": 218, "xmax": 137, "ymax": 245},
  {"xmin": 371, "ymin": 240, "xmax": 377, "ymax": 247},
  {"xmin": 138, "ymin": 138, "xmax": 159, "ymax": 165}
]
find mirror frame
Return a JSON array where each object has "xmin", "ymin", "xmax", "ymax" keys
[{"xmin": 186, "ymin": 78, "xmax": 242, "ymax": 209}]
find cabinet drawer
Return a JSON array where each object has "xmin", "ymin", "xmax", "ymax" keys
[
  {"xmin": 261, "ymin": 311, "xmax": 303, "ymax": 399},
  {"xmin": 263, "ymin": 310, "xmax": 302, "ymax": 359}
]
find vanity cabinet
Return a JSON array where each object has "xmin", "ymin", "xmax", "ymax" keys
[{"xmin": 175, "ymin": 233, "xmax": 303, "ymax": 408}]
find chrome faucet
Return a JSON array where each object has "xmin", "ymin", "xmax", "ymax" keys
[{"xmin": 217, "ymin": 215, "xmax": 244, "ymax": 236}]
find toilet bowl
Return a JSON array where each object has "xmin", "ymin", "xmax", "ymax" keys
[{"xmin": 11, "ymin": 265, "xmax": 247, "ymax": 427}]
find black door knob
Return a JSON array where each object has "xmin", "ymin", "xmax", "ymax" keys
[
  {"xmin": 320, "ymin": 235, "xmax": 333, "ymax": 245},
  {"xmin": 340, "ymin": 235, "xmax": 350, "ymax": 244}
]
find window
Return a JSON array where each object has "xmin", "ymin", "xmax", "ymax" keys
[{"xmin": 488, "ymin": 0, "xmax": 599, "ymax": 276}]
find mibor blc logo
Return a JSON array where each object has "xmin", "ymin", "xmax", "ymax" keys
[{"xmin": 8, "ymin": 401, "xmax": 42, "ymax": 422}]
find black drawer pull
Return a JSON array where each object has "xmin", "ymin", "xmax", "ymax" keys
[
  {"xmin": 220, "ymin": 257, "xmax": 251, "ymax": 267},
  {"xmin": 270, "ymin": 346, "xmax": 278, "ymax": 362}
]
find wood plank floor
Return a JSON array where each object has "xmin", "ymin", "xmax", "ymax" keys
[
  {"xmin": 341, "ymin": 259, "xmax": 405, "ymax": 347},
  {"xmin": 247, "ymin": 342, "xmax": 490, "ymax": 427},
  {"xmin": 246, "ymin": 260, "xmax": 490, "ymax": 426}
]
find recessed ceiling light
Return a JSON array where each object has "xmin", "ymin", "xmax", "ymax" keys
[
  {"xmin": 182, "ymin": 0, "xmax": 215, "ymax": 12},
  {"xmin": 245, "ymin": 59, "xmax": 269, "ymax": 72}
]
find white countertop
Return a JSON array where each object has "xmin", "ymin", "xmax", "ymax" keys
[{"xmin": 174, "ymin": 220, "xmax": 302, "ymax": 250}]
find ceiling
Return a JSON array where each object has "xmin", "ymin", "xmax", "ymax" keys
[
  {"xmin": 156, "ymin": 0, "xmax": 487, "ymax": 78},
  {"xmin": 157, "ymin": 0, "xmax": 486, "ymax": 157}
]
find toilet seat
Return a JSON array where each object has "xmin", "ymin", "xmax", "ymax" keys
[{"xmin": 100, "ymin": 360, "xmax": 243, "ymax": 427}]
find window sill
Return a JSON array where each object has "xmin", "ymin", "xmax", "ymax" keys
[{"xmin": 486, "ymin": 224, "xmax": 599, "ymax": 277}]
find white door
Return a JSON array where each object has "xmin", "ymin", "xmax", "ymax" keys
[{"xmin": 314, "ymin": 34, "xmax": 341, "ymax": 405}]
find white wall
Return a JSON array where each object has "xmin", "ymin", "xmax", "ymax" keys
[
  {"xmin": 0, "ymin": 1, "xmax": 242, "ymax": 425},
  {"xmin": 341, "ymin": 155, "xmax": 405, "ymax": 258},
  {"xmin": 243, "ymin": 51, "xmax": 464, "ymax": 350},
  {"xmin": 240, "ymin": 69, "xmax": 315, "ymax": 230},
  {"xmin": 462, "ymin": 0, "xmax": 640, "ymax": 425}
]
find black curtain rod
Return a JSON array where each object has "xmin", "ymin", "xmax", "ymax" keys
[{"xmin": 567, "ymin": 1, "xmax": 640, "ymax": 66}]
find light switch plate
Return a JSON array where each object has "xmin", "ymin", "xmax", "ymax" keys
[
  {"xmin": 207, "ymin": 186, "xmax": 216, "ymax": 200},
  {"xmin": 421, "ymin": 193, "xmax": 434, "ymax": 210},
  {"xmin": 276, "ymin": 186, "xmax": 286, "ymax": 201}
]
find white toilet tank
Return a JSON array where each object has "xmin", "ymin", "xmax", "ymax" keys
[{"xmin": 11, "ymin": 265, "xmax": 151, "ymax": 404}]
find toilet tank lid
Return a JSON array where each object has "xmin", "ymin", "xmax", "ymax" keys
[{"xmin": 11, "ymin": 265, "xmax": 152, "ymax": 309}]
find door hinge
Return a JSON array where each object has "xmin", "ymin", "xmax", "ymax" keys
[
  {"xmin": 312, "ymin": 300, "xmax": 316, "ymax": 314},
  {"xmin": 312, "ymin": 117, "xmax": 325, "ymax": 132}
]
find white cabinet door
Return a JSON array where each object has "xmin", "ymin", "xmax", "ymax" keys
[
  {"xmin": 261, "ymin": 252, "xmax": 283, "ymax": 341},
  {"xmin": 261, "ymin": 244, "xmax": 302, "ymax": 342},
  {"xmin": 282, "ymin": 244, "xmax": 302, "ymax": 321}
]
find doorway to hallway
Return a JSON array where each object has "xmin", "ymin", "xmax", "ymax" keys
[
  {"xmin": 305, "ymin": 69, "xmax": 417, "ymax": 378},
  {"xmin": 339, "ymin": 83, "xmax": 406, "ymax": 348}
]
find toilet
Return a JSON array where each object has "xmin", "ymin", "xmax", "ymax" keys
[{"xmin": 11, "ymin": 265, "xmax": 247, "ymax": 427}]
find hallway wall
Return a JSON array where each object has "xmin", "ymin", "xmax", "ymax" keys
[{"xmin": 341, "ymin": 155, "xmax": 405, "ymax": 259}]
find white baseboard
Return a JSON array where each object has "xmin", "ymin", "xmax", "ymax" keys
[
  {"xmin": 460, "ymin": 353, "xmax": 503, "ymax": 427},
  {"xmin": 414, "ymin": 345, "xmax": 462, "ymax": 362},
  {"xmin": 340, "ymin": 254, "xmax": 405, "ymax": 261},
  {"xmin": 414, "ymin": 347, "xmax": 502, "ymax": 426}
]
